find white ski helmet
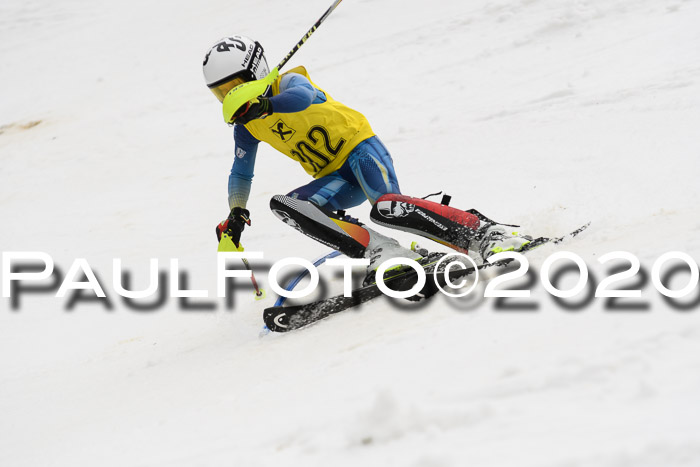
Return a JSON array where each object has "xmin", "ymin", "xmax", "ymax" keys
[{"xmin": 203, "ymin": 35, "xmax": 270, "ymax": 102}]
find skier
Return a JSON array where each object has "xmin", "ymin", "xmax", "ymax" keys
[{"xmin": 203, "ymin": 35, "xmax": 532, "ymax": 287}]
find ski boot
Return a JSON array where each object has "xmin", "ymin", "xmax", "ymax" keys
[
  {"xmin": 474, "ymin": 224, "xmax": 534, "ymax": 261},
  {"xmin": 362, "ymin": 231, "xmax": 423, "ymax": 287},
  {"xmin": 362, "ymin": 234, "xmax": 447, "ymax": 302}
]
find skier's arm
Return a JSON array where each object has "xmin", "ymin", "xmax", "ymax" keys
[
  {"xmin": 235, "ymin": 73, "xmax": 325, "ymax": 123},
  {"xmin": 229, "ymin": 72, "xmax": 319, "ymax": 206},
  {"xmin": 228, "ymin": 124, "xmax": 259, "ymax": 209},
  {"xmin": 268, "ymin": 73, "xmax": 325, "ymax": 112}
]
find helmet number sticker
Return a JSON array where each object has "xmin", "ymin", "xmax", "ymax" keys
[
  {"xmin": 203, "ymin": 38, "xmax": 247, "ymax": 66},
  {"xmin": 217, "ymin": 38, "xmax": 246, "ymax": 52}
]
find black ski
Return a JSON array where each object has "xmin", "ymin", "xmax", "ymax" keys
[{"xmin": 263, "ymin": 223, "xmax": 590, "ymax": 332}]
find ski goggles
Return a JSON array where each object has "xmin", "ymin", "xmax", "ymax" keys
[{"xmin": 209, "ymin": 75, "xmax": 249, "ymax": 103}]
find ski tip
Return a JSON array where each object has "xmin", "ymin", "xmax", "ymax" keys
[
  {"xmin": 263, "ymin": 305, "xmax": 305, "ymax": 333},
  {"xmin": 263, "ymin": 308, "xmax": 289, "ymax": 332},
  {"xmin": 572, "ymin": 221, "xmax": 591, "ymax": 236}
]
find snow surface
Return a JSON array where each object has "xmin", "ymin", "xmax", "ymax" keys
[{"xmin": 2, "ymin": 0, "xmax": 700, "ymax": 465}]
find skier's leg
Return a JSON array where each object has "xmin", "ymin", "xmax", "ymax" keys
[
  {"xmin": 341, "ymin": 138, "xmax": 530, "ymax": 258},
  {"xmin": 286, "ymin": 172, "xmax": 366, "ymax": 211},
  {"xmin": 337, "ymin": 138, "xmax": 481, "ymax": 253},
  {"xmin": 273, "ymin": 169, "xmax": 420, "ymax": 266},
  {"xmin": 270, "ymin": 193, "xmax": 369, "ymax": 258},
  {"xmin": 270, "ymin": 194, "xmax": 421, "ymax": 266},
  {"xmin": 370, "ymin": 194, "xmax": 480, "ymax": 253},
  {"xmin": 341, "ymin": 136, "xmax": 401, "ymax": 205},
  {"xmin": 370, "ymin": 194, "xmax": 533, "ymax": 259}
]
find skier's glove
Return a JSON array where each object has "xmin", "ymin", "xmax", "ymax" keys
[
  {"xmin": 216, "ymin": 207, "xmax": 251, "ymax": 247},
  {"xmin": 233, "ymin": 97, "xmax": 273, "ymax": 125}
]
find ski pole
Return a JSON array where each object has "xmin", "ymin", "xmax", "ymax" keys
[
  {"xmin": 241, "ymin": 256, "xmax": 266, "ymax": 300},
  {"xmin": 218, "ymin": 235, "xmax": 266, "ymax": 300},
  {"xmin": 276, "ymin": 0, "xmax": 344, "ymax": 71},
  {"xmin": 223, "ymin": 0, "xmax": 344, "ymax": 122}
]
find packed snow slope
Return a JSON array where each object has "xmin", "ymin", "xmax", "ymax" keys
[{"xmin": 2, "ymin": 0, "xmax": 700, "ymax": 466}]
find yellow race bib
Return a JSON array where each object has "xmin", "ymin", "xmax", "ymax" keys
[{"xmin": 244, "ymin": 66, "xmax": 375, "ymax": 178}]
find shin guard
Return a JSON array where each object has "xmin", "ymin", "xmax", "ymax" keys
[
  {"xmin": 370, "ymin": 194, "xmax": 483, "ymax": 252},
  {"xmin": 270, "ymin": 195, "xmax": 370, "ymax": 258}
]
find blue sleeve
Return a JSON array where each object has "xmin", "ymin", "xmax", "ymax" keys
[
  {"xmin": 229, "ymin": 124, "xmax": 259, "ymax": 209},
  {"xmin": 269, "ymin": 73, "xmax": 326, "ymax": 113}
]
